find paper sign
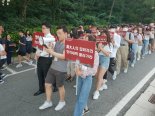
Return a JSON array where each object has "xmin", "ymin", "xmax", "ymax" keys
[{"xmin": 65, "ymin": 39, "xmax": 95, "ymax": 67}]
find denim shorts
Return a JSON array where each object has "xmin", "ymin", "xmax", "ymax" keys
[{"xmin": 99, "ymin": 55, "xmax": 110, "ymax": 70}]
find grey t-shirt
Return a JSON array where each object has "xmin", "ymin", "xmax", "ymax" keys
[{"xmin": 51, "ymin": 41, "xmax": 68, "ymax": 72}]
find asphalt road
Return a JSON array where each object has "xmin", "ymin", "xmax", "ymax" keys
[{"xmin": 0, "ymin": 53, "xmax": 155, "ymax": 116}]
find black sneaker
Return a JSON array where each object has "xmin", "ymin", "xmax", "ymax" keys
[
  {"xmin": 0, "ymin": 79, "xmax": 4, "ymax": 84},
  {"xmin": 82, "ymin": 108, "xmax": 90, "ymax": 115}
]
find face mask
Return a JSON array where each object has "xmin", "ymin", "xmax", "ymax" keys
[{"xmin": 134, "ymin": 30, "xmax": 137, "ymax": 33}]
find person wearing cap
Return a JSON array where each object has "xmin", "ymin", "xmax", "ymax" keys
[
  {"xmin": 33, "ymin": 22, "xmax": 56, "ymax": 96},
  {"xmin": 116, "ymin": 26, "xmax": 134, "ymax": 74}
]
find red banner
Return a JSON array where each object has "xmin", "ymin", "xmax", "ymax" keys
[
  {"xmin": 65, "ymin": 39, "xmax": 95, "ymax": 67},
  {"xmin": 96, "ymin": 35, "xmax": 107, "ymax": 45},
  {"xmin": 32, "ymin": 32, "xmax": 44, "ymax": 50}
]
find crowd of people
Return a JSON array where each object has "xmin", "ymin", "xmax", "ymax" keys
[
  {"xmin": 0, "ymin": 22, "xmax": 155, "ymax": 116},
  {"xmin": 0, "ymin": 26, "xmax": 35, "ymax": 84}
]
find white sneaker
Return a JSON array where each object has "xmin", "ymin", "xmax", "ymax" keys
[
  {"xmin": 112, "ymin": 71, "xmax": 117, "ymax": 80},
  {"xmin": 1, "ymin": 74, "xmax": 8, "ymax": 80},
  {"xmin": 99, "ymin": 84, "xmax": 108, "ymax": 91},
  {"xmin": 124, "ymin": 68, "xmax": 128, "ymax": 73},
  {"xmin": 0, "ymin": 79, "xmax": 4, "ymax": 84},
  {"xmin": 103, "ymin": 79, "xmax": 107, "ymax": 83},
  {"xmin": 149, "ymin": 50, "xmax": 151, "ymax": 54},
  {"xmin": 1, "ymin": 65, "xmax": 7, "ymax": 70},
  {"xmin": 28, "ymin": 60, "xmax": 33, "ymax": 65},
  {"xmin": 93, "ymin": 91, "xmax": 100, "ymax": 100},
  {"xmin": 55, "ymin": 101, "xmax": 66, "ymax": 111},
  {"xmin": 39, "ymin": 101, "xmax": 53, "ymax": 110},
  {"xmin": 16, "ymin": 63, "xmax": 23, "ymax": 68},
  {"xmin": 137, "ymin": 58, "xmax": 140, "ymax": 61},
  {"xmin": 131, "ymin": 63, "xmax": 134, "ymax": 68},
  {"xmin": 117, "ymin": 71, "xmax": 120, "ymax": 75}
]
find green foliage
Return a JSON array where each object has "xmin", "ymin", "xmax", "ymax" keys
[{"xmin": 0, "ymin": 0, "xmax": 155, "ymax": 42}]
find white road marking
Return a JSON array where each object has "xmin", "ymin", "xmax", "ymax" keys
[
  {"xmin": 22, "ymin": 61, "xmax": 36, "ymax": 67},
  {"xmin": 4, "ymin": 67, "xmax": 35, "ymax": 78},
  {"xmin": 105, "ymin": 67, "xmax": 155, "ymax": 116},
  {"xmin": 2, "ymin": 60, "xmax": 37, "ymax": 79},
  {"xmin": 22, "ymin": 60, "xmax": 37, "ymax": 74},
  {"xmin": 6, "ymin": 67, "xmax": 17, "ymax": 74}
]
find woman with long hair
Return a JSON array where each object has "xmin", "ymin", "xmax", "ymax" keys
[{"xmin": 93, "ymin": 29, "xmax": 112, "ymax": 100}]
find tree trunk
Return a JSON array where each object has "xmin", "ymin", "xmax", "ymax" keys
[
  {"xmin": 108, "ymin": 0, "xmax": 116, "ymax": 24},
  {"xmin": 21, "ymin": 0, "xmax": 30, "ymax": 22}
]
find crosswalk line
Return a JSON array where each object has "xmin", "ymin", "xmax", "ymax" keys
[{"xmin": 6, "ymin": 67, "xmax": 17, "ymax": 74}]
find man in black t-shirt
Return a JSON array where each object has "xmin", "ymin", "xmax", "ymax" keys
[{"xmin": 16, "ymin": 30, "xmax": 33, "ymax": 68}]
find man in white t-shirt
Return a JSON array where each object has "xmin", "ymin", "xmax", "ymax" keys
[
  {"xmin": 0, "ymin": 44, "xmax": 7, "ymax": 84},
  {"xmin": 0, "ymin": 25, "xmax": 7, "ymax": 84},
  {"xmin": 33, "ymin": 22, "xmax": 56, "ymax": 96}
]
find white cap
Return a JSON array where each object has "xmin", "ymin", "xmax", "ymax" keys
[{"xmin": 122, "ymin": 28, "xmax": 128, "ymax": 32}]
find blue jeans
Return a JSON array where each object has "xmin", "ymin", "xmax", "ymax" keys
[
  {"xmin": 142, "ymin": 40, "xmax": 149, "ymax": 57},
  {"xmin": 74, "ymin": 75, "xmax": 92, "ymax": 116},
  {"xmin": 131, "ymin": 43, "xmax": 138, "ymax": 64},
  {"xmin": 99, "ymin": 55, "xmax": 110, "ymax": 70}
]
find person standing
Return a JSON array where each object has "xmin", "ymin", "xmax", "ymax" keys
[
  {"xmin": 131, "ymin": 27, "xmax": 139, "ymax": 68},
  {"xmin": 137, "ymin": 28, "xmax": 143, "ymax": 61},
  {"xmin": 5, "ymin": 34, "xmax": 16, "ymax": 65},
  {"xmin": 93, "ymin": 29, "xmax": 112, "ymax": 100},
  {"xmin": 103, "ymin": 26, "xmax": 121, "ymax": 81},
  {"xmin": 74, "ymin": 35, "xmax": 99, "ymax": 116},
  {"xmin": 116, "ymin": 26, "xmax": 134, "ymax": 74},
  {"xmin": 25, "ymin": 30, "xmax": 33, "ymax": 61},
  {"xmin": 16, "ymin": 30, "xmax": 33, "ymax": 68},
  {"xmin": 0, "ymin": 43, "xmax": 7, "ymax": 84},
  {"xmin": 142, "ymin": 28, "xmax": 150, "ymax": 58},
  {"xmin": 0, "ymin": 25, "xmax": 6, "ymax": 49},
  {"xmin": 39, "ymin": 25, "xmax": 68, "ymax": 111},
  {"xmin": 0, "ymin": 25, "xmax": 7, "ymax": 84},
  {"xmin": 34, "ymin": 22, "xmax": 56, "ymax": 96},
  {"xmin": 149, "ymin": 27, "xmax": 155, "ymax": 53}
]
